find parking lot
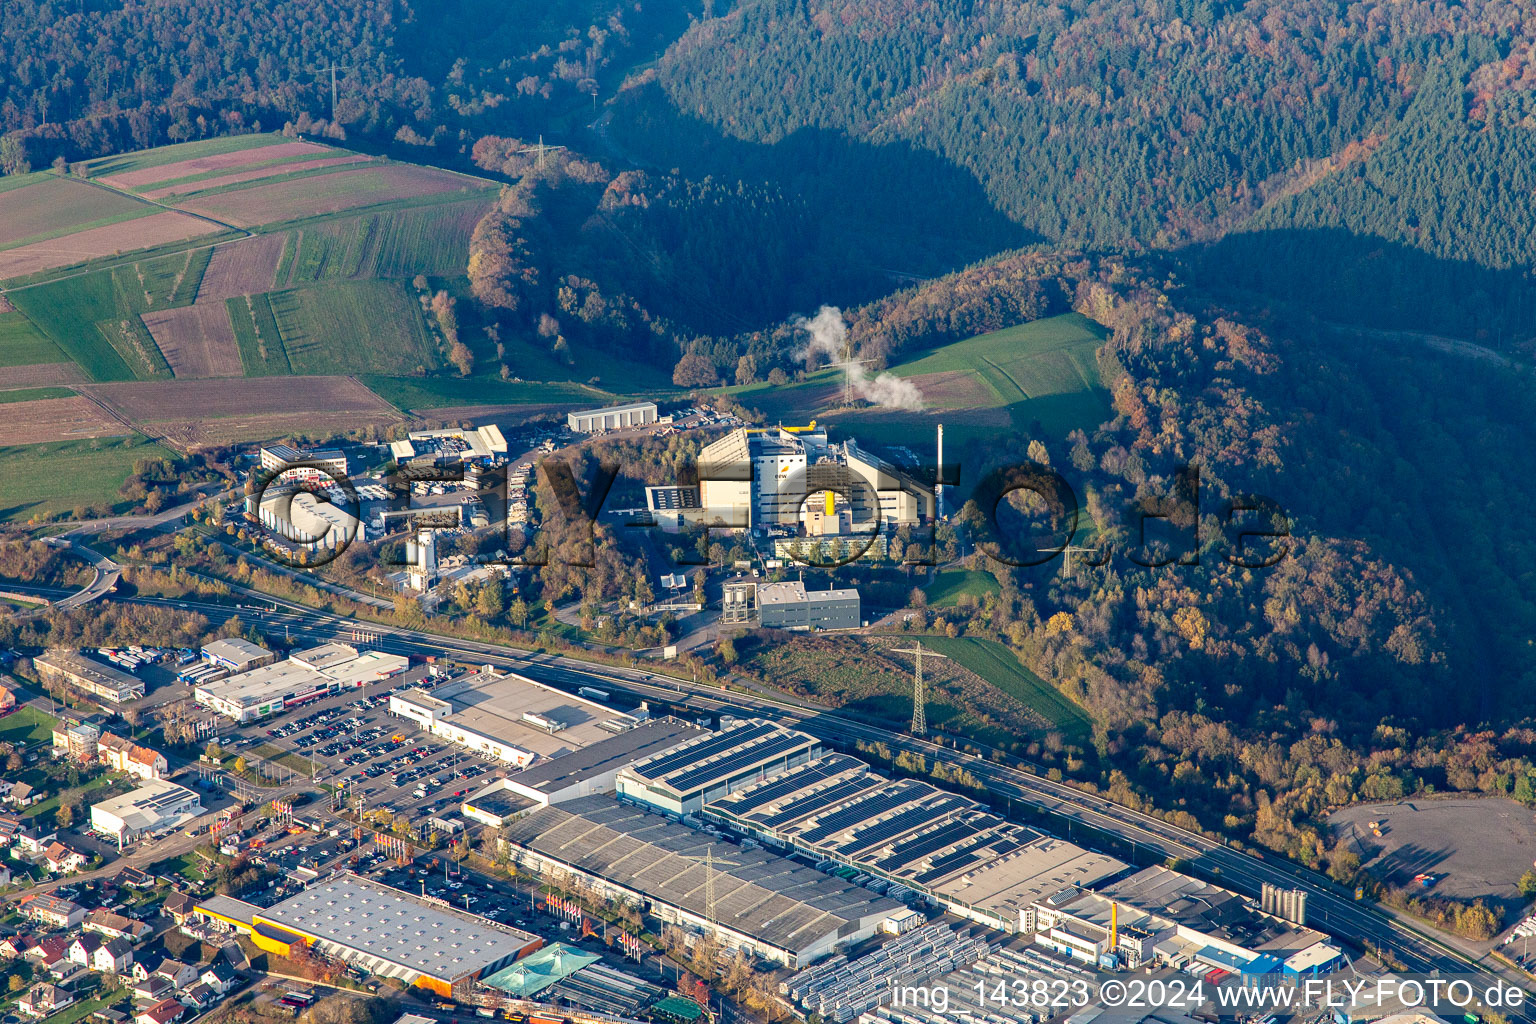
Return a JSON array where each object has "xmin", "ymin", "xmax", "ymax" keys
[{"xmin": 223, "ymin": 666, "xmax": 510, "ymax": 834}]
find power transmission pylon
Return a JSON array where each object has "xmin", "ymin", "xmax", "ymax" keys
[
  {"xmin": 891, "ymin": 641, "xmax": 947, "ymax": 737},
  {"xmin": 518, "ymin": 134, "xmax": 566, "ymax": 170},
  {"xmin": 1038, "ymin": 543, "xmax": 1106, "ymax": 580},
  {"xmin": 312, "ymin": 63, "xmax": 354, "ymax": 121}
]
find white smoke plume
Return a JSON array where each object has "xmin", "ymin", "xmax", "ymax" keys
[{"xmin": 793, "ymin": 305, "xmax": 924, "ymax": 411}]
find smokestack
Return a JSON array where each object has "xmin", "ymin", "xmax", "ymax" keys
[{"xmin": 936, "ymin": 423, "xmax": 945, "ymax": 520}]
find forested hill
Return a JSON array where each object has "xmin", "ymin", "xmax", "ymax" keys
[{"xmin": 618, "ymin": 0, "xmax": 1536, "ymax": 342}]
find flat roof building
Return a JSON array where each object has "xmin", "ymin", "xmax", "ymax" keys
[
  {"xmin": 500, "ymin": 794, "xmax": 905, "ymax": 967},
  {"xmin": 34, "ymin": 650, "xmax": 145, "ymax": 705},
  {"xmin": 198, "ymin": 874, "xmax": 540, "ymax": 998},
  {"xmin": 616, "ymin": 718, "xmax": 822, "ymax": 816},
  {"xmin": 389, "ymin": 669, "xmax": 639, "ymax": 769},
  {"xmin": 755, "ymin": 579, "xmax": 860, "ymax": 630},
  {"xmin": 195, "ymin": 643, "xmax": 407, "ymax": 722},
  {"xmin": 491, "ymin": 717, "xmax": 706, "ymax": 811},
  {"xmin": 568, "ymin": 401, "xmax": 658, "ymax": 433},
  {"xmin": 90, "ymin": 781, "xmax": 202, "ymax": 847},
  {"xmin": 259, "ymin": 445, "xmax": 348, "ymax": 484},
  {"xmin": 710, "ymin": 752, "xmax": 1126, "ymax": 933},
  {"xmin": 200, "ymin": 638, "xmax": 274, "ymax": 673}
]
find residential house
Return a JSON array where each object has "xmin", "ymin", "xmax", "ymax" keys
[
  {"xmin": 198, "ymin": 962, "xmax": 238, "ymax": 995},
  {"xmin": 153, "ymin": 958, "xmax": 199, "ymax": 990},
  {"xmin": 98, "ymin": 733, "xmax": 168, "ymax": 782},
  {"xmin": 85, "ymin": 908, "xmax": 152, "ymax": 943},
  {"xmin": 0, "ymin": 861, "xmax": 14, "ymax": 886},
  {"xmin": 0, "ymin": 811, "xmax": 23, "ymax": 846},
  {"xmin": 160, "ymin": 892, "xmax": 193, "ymax": 925},
  {"xmin": 136, "ymin": 998, "xmax": 185, "ymax": 1024},
  {"xmin": 25, "ymin": 935, "xmax": 71, "ymax": 972},
  {"xmin": 7, "ymin": 781, "xmax": 39, "ymax": 807},
  {"xmin": 93, "ymin": 1009, "xmax": 129, "ymax": 1024},
  {"xmin": 20, "ymin": 892, "xmax": 86, "ymax": 928},
  {"xmin": 44, "ymin": 839, "xmax": 88, "ymax": 875},
  {"xmin": 0, "ymin": 934, "xmax": 35, "ymax": 959},
  {"xmin": 131, "ymin": 975, "xmax": 173, "ymax": 1004},
  {"xmin": 0, "ymin": 779, "xmax": 12, "ymax": 801},
  {"xmin": 178, "ymin": 984, "xmax": 216, "ymax": 1011},
  {"xmin": 13, "ymin": 824, "xmax": 57, "ymax": 857},
  {"xmin": 92, "ymin": 937, "xmax": 135, "ymax": 975},
  {"xmin": 18, "ymin": 983, "xmax": 74, "ymax": 1018},
  {"xmin": 67, "ymin": 933, "xmax": 102, "ymax": 967},
  {"xmin": 0, "ymin": 683, "xmax": 15, "ymax": 713},
  {"xmin": 115, "ymin": 866, "xmax": 153, "ymax": 889}
]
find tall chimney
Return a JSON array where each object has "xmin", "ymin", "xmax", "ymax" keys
[{"xmin": 936, "ymin": 423, "xmax": 945, "ymax": 520}]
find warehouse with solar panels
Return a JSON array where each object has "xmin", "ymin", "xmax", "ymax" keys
[
  {"xmin": 615, "ymin": 718, "xmax": 822, "ymax": 815},
  {"xmin": 499, "ymin": 794, "xmax": 909, "ymax": 967},
  {"xmin": 708, "ymin": 752, "xmax": 1127, "ymax": 933}
]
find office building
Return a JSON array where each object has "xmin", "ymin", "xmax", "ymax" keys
[{"xmin": 258, "ymin": 445, "xmax": 349, "ymax": 484}]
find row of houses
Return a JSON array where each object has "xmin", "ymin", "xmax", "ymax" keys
[
  {"xmin": 53, "ymin": 718, "xmax": 169, "ymax": 780},
  {"xmin": 5, "ymin": 885, "xmax": 240, "ymax": 1023}
]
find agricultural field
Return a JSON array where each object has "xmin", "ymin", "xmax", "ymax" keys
[
  {"xmin": 0, "ymin": 435, "xmax": 174, "ymax": 522},
  {"xmin": 0, "ymin": 392, "xmax": 128, "ymax": 444},
  {"xmin": 361, "ymin": 374, "xmax": 608, "ymax": 413},
  {"xmin": 174, "ymin": 163, "xmax": 490, "ymax": 228},
  {"xmin": 917, "ymin": 636, "xmax": 1093, "ymax": 740},
  {"xmin": 0, "ymin": 208, "xmax": 218, "ymax": 280},
  {"xmin": 0, "ymin": 311, "xmax": 70, "ymax": 368},
  {"xmin": 85, "ymin": 375, "xmax": 401, "ymax": 447},
  {"xmin": 0, "ymin": 175, "xmax": 156, "ymax": 250},
  {"xmin": 6, "ymin": 255, "xmax": 210, "ymax": 380},
  {"xmin": 141, "ymin": 302, "xmax": 242, "ymax": 377},
  {"xmin": 732, "ymin": 312, "xmax": 1111, "ymax": 448},
  {"xmin": 268, "ymin": 279, "xmax": 438, "ymax": 375},
  {"xmin": 85, "ymin": 134, "xmax": 306, "ymax": 184}
]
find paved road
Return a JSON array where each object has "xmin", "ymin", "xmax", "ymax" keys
[{"xmin": 76, "ymin": 585, "xmax": 1536, "ymax": 1011}]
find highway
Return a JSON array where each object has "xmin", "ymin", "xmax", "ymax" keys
[{"xmin": 81, "ymin": 584, "xmax": 1534, "ymax": 1006}]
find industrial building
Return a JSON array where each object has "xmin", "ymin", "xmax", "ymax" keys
[
  {"xmin": 709, "ymin": 753, "xmax": 1125, "ymax": 933},
  {"xmin": 390, "ymin": 425, "xmax": 509, "ymax": 464},
  {"xmin": 389, "ymin": 668, "xmax": 641, "ymax": 769},
  {"xmin": 696, "ymin": 426, "xmax": 931, "ymax": 533},
  {"xmin": 258, "ymin": 445, "xmax": 349, "ymax": 484},
  {"xmin": 732, "ymin": 579, "xmax": 861, "ymax": 630},
  {"xmin": 567, "ymin": 401, "xmax": 659, "ymax": 433},
  {"xmin": 643, "ymin": 485, "xmax": 705, "ymax": 531},
  {"xmin": 499, "ymin": 794, "xmax": 907, "ymax": 967},
  {"xmin": 89, "ymin": 780, "xmax": 202, "ymax": 846},
  {"xmin": 34, "ymin": 650, "xmax": 145, "ymax": 704},
  {"xmin": 194, "ymin": 643, "xmax": 408, "ymax": 722},
  {"xmin": 200, "ymin": 638, "xmax": 274, "ymax": 674},
  {"xmin": 463, "ymin": 718, "xmax": 705, "ymax": 824},
  {"xmin": 193, "ymin": 873, "xmax": 540, "ymax": 997},
  {"xmin": 1029, "ymin": 866, "xmax": 1344, "ymax": 974},
  {"xmin": 615, "ymin": 718, "xmax": 822, "ymax": 816},
  {"xmin": 255, "ymin": 483, "xmax": 362, "ymax": 552}
]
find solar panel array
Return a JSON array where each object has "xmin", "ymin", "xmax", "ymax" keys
[
  {"xmin": 711, "ymin": 753, "xmax": 1063, "ymax": 899},
  {"xmin": 628, "ymin": 720, "xmax": 779, "ymax": 781}
]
